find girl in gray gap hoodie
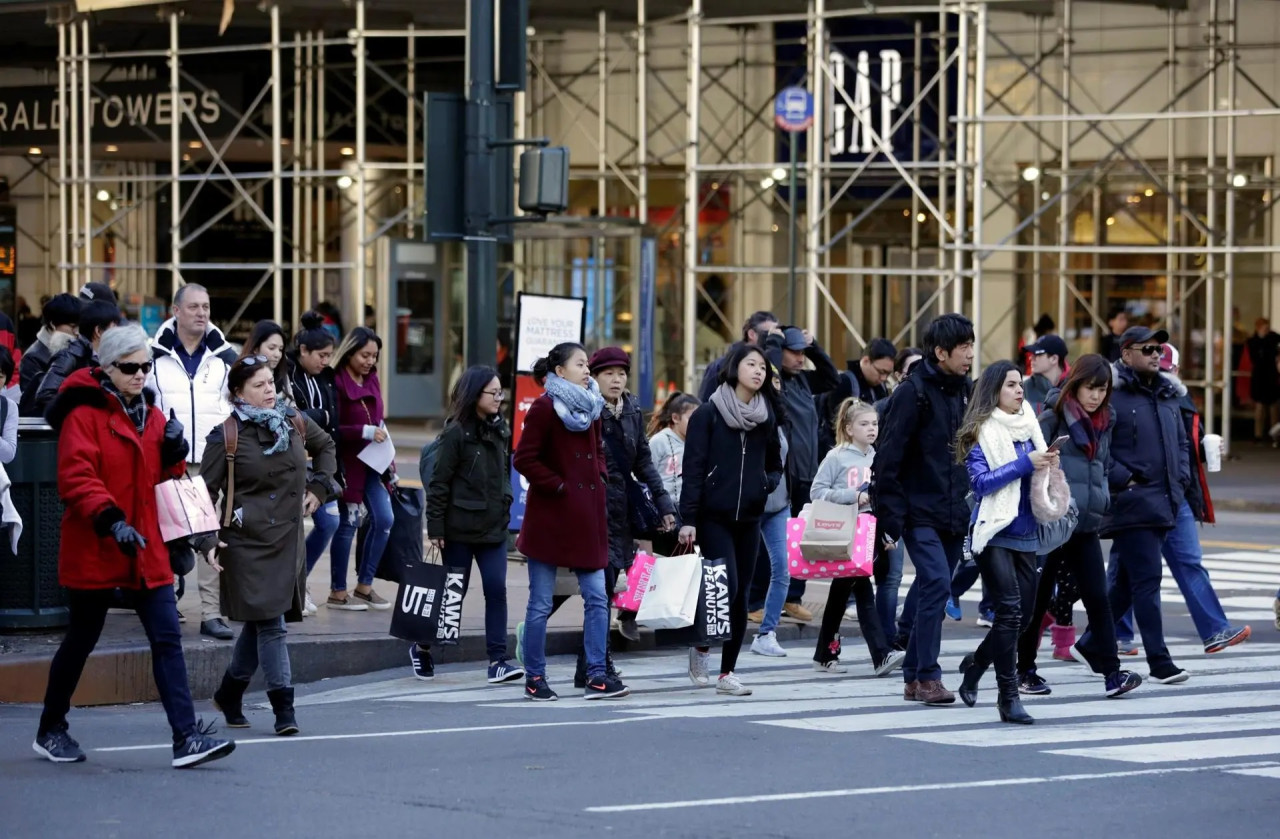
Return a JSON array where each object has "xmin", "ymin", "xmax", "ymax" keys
[
  {"xmin": 809, "ymin": 399, "xmax": 903, "ymax": 676},
  {"xmin": 645, "ymin": 393, "xmax": 700, "ymax": 556}
]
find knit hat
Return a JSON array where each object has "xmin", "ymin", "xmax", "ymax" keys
[{"xmin": 588, "ymin": 346, "xmax": 630, "ymax": 375}]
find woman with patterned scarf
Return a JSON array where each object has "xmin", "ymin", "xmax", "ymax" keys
[
  {"xmin": 198, "ymin": 355, "xmax": 338, "ymax": 736},
  {"xmin": 953, "ymin": 361, "xmax": 1059, "ymax": 725}
]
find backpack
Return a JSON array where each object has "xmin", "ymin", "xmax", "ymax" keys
[
  {"xmin": 419, "ymin": 436, "xmax": 442, "ymax": 488},
  {"xmin": 221, "ymin": 411, "xmax": 307, "ymax": 528}
]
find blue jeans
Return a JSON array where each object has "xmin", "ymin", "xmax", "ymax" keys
[
  {"xmin": 900, "ymin": 527, "xmax": 964, "ymax": 683},
  {"xmin": 41, "ymin": 585, "xmax": 197, "ymax": 744},
  {"xmin": 441, "ymin": 541, "xmax": 510, "ymax": 662},
  {"xmin": 304, "ymin": 501, "xmax": 341, "ymax": 575},
  {"xmin": 228, "ymin": 616, "xmax": 291, "ymax": 690},
  {"xmin": 1113, "ymin": 501, "xmax": 1231, "ymax": 643},
  {"xmin": 1089, "ymin": 527, "xmax": 1174, "ymax": 673},
  {"xmin": 758, "ymin": 508, "xmax": 791, "ymax": 635},
  {"xmin": 875, "ymin": 539, "xmax": 904, "ymax": 635},
  {"xmin": 329, "ymin": 471, "xmax": 393, "ymax": 591},
  {"xmin": 523, "ymin": 558, "xmax": 607, "ymax": 680}
]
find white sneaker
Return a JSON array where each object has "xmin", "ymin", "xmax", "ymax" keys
[
  {"xmin": 750, "ymin": 631, "xmax": 787, "ymax": 657},
  {"xmin": 304, "ymin": 593, "xmax": 318, "ymax": 617},
  {"xmin": 843, "ymin": 606, "xmax": 858, "ymax": 621},
  {"xmin": 873, "ymin": 649, "xmax": 907, "ymax": 677},
  {"xmin": 812, "ymin": 660, "xmax": 847, "ymax": 674},
  {"xmin": 688, "ymin": 647, "xmax": 711, "ymax": 688},
  {"xmin": 716, "ymin": 672, "xmax": 752, "ymax": 696}
]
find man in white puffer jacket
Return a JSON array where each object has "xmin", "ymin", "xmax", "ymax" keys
[{"xmin": 145, "ymin": 283, "xmax": 239, "ymax": 640}]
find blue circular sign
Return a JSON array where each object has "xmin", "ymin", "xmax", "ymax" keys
[{"xmin": 774, "ymin": 86, "xmax": 814, "ymax": 132}]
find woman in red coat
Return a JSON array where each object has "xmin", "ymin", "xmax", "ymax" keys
[
  {"xmin": 33, "ymin": 323, "xmax": 235, "ymax": 769},
  {"xmin": 513, "ymin": 341, "xmax": 627, "ymax": 702}
]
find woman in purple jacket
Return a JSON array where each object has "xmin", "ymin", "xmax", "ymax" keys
[
  {"xmin": 953, "ymin": 360, "xmax": 1058, "ymax": 725},
  {"xmin": 326, "ymin": 327, "xmax": 394, "ymax": 612}
]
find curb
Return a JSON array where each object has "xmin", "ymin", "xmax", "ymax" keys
[
  {"xmin": 0, "ymin": 619, "xmax": 831, "ymax": 706},
  {"xmin": 1213, "ymin": 498, "xmax": 1280, "ymax": 514}
]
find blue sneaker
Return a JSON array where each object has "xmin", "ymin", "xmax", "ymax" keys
[
  {"xmin": 976, "ymin": 609, "xmax": 995, "ymax": 628},
  {"xmin": 945, "ymin": 597, "xmax": 963, "ymax": 622},
  {"xmin": 488, "ymin": 660, "xmax": 525, "ymax": 684},
  {"xmin": 1105, "ymin": 670, "xmax": 1142, "ymax": 698}
]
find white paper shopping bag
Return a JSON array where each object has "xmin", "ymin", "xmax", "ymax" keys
[{"xmin": 635, "ymin": 551, "xmax": 702, "ymax": 629}]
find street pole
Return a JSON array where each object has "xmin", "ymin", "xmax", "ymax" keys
[
  {"xmin": 787, "ymin": 132, "xmax": 798, "ymax": 325},
  {"xmin": 465, "ymin": 0, "xmax": 498, "ymax": 368}
]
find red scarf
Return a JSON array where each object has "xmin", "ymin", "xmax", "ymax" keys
[{"xmin": 1060, "ymin": 393, "xmax": 1107, "ymax": 461}]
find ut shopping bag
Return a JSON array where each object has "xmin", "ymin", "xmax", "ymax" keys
[
  {"xmin": 786, "ymin": 513, "xmax": 872, "ymax": 580},
  {"xmin": 659, "ymin": 554, "xmax": 733, "ymax": 646},
  {"xmin": 635, "ymin": 550, "xmax": 702, "ymax": 629},
  {"xmin": 798, "ymin": 499, "xmax": 857, "ymax": 560},
  {"xmin": 373, "ymin": 487, "xmax": 426, "ymax": 584},
  {"xmin": 154, "ymin": 476, "xmax": 221, "ymax": 543},
  {"xmin": 389, "ymin": 558, "xmax": 448, "ymax": 642},
  {"xmin": 613, "ymin": 551, "xmax": 657, "ymax": 611}
]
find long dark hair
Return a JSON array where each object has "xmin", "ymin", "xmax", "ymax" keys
[
  {"xmin": 955, "ymin": 360, "xmax": 1021, "ymax": 463},
  {"xmin": 1054, "ymin": 353, "xmax": 1113, "ymax": 420},
  {"xmin": 448, "ymin": 365, "xmax": 501, "ymax": 426},
  {"xmin": 531, "ymin": 341, "xmax": 586, "ymax": 385},
  {"xmin": 332, "ymin": 326, "xmax": 382, "ymax": 372},
  {"xmin": 647, "ymin": 392, "xmax": 700, "ymax": 436},
  {"xmin": 241, "ymin": 320, "xmax": 291, "ymax": 396}
]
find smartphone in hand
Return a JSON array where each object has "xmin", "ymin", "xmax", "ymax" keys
[{"xmin": 1047, "ymin": 435, "xmax": 1070, "ymax": 453}]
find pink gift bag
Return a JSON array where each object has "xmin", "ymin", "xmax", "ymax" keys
[
  {"xmin": 786, "ymin": 515, "xmax": 874, "ymax": 580},
  {"xmin": 155, "ymin": 476, "xmax": 221, "ymax": 543},
  {"xmin": 613, "ymin": 551, "xmax": 657, "ymax": 611}
]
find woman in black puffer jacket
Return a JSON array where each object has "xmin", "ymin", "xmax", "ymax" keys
[{"xmin": 1014, "ymin": 354, "xmax": 1142, "ymax": 699}]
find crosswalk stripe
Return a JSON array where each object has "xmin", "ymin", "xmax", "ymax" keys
[
  {"xmin": 1227, "ymin": 766, "xmax": 1280, "ymax": 780},
  {"xmin": 1047, "ymin": 734, "xmax": 1280, "ymax": 763},
  {"xmin": 894, "ymin": 710, "xmax": 1280, "ymax": 747}
]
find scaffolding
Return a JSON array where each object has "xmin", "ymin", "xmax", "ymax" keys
[{"xmin": 517, "ymin": 0, "xmax": 1277, "ymax": 447}]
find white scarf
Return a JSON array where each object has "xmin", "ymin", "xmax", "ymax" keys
[{"xmin": 971, "ymin": 400, "xmax": 1047, "ymax": 555}]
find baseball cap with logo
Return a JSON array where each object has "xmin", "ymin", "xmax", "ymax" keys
[
  {"xmin": 1159, "ymin": 343, "xmax": 1180, "ymax": 373},
  {"xmin": 1119, "ymin": 325, "xmax": 1169, "ymax": 350},
  {"xmin": 1025, "ymin": 334, "xmax": 1069, "ymax": 361}
]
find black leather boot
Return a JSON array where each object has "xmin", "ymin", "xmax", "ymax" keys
[
  {"xmin": 996, "ymin": 676, "xmax": 1034, "ymax": 725},
  {"xmin": 573, "ymin": 649, "xmax": 588, "ymax": 689},
  {"xmin": 212, "ymin": 673, "xmax": 251, "ymax": 728},
  {"xmin": 958, "ymin": 653, "xmax": 981, "ymax": 708},
  {"xmin": 266, "ymin": 687, "xmax": 300, "ymax": 736}
]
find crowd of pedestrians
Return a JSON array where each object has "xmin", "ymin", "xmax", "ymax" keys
[{"xmin": 13, "ymin": 286, "xmax": 1257, "ymax": 766}]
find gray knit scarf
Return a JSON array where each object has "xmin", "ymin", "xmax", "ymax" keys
[{"xmin": 709, "ymin": 382, "xmax": 768, "ymax": 431}]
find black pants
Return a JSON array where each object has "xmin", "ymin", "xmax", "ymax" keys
[
  {"xmin": 814, "ymin": 575, "xmax": 890, "ymax": 665},
  {"xmin": 1048, "ymin": 561, "xmax": 1080, "ymax": 626},
  {"xmin": 969, "ymin": 546, "xmax": 1037, "ymax": 694},
  {"xmin": 41, "ymin": 585, "xmax": 198, "ymax": 744},
  {"xmin": 698, "ymin": 516, "xmax": 761, "ymax": 675},
  {"xmin": 1017, "ymin": 530, "xmax": 1121, "ymax": 676}
]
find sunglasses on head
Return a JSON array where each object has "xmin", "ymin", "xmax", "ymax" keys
[
  {"xmin": 238, "ymin": 355, "xmax": 270, "ymax": 367},
  {"xmin": 112, "ymin": 361, "xmax": 153, "ymax": 376}
]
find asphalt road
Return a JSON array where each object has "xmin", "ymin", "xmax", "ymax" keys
[{"xmin": 1, "ymin": 514, "xmax": 1278, "ymax": 839}]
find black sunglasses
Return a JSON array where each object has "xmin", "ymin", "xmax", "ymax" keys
[
  {"xmin": 112, "ymin": 361, "xmax": 153, "ymax": 376},
  {"xmin": 1130, "ymin": 344, "xmax": 1162, "ymax": 357}
]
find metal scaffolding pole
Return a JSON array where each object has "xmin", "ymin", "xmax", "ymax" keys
[
  {"xmin": 684, "ymin": 0, "xmax": 701, "ymax": 392},
  {"xmin": 637, "ymin": 0, "xmax": 649, "ymax": 225},
  {"xmin": 952, "ymin": 4, "xmax": 969, "ymax": 314},
  {"xmin": 805, "ymin": 0, "xmax": 825, "ymax": 333},
  {"xmin": 972, "ymin": 3, "xmax": 987, "ymax": 369},
  {"xmin": 57, "ymin": 21, "xmax": 68, "ymax": 292},
  {"xmin": 354, "ymin": 0, "xmax": 368, "ymax": 326},
  {"xmin": 292, "ymin": 30, "xmax": 302, "ymax": 327},
  {"xmin": 1057, "ymin": 0, "xmax": 1072, "ymax": 333},
  {"xmin": 169, "ymin": 11, "xmax": 182, "ymax": 289},
  {"xmin": 1206, "ymin": 0, "xmax": 1218, "ymax": 434},
  {"xmin": 271, "ymin": 4, "xmax": 284, "ymax": 326},
  {"xmin": 1222, "ymin": 0, "xmax": 1237, "ymax": 440},
  {"xmin": 80, "ymin": 18, "xmax": 91, "ymax": 289}
]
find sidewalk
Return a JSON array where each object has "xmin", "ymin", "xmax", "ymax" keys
[{"xmin": 1208, "ymin": 439, "xmax": 1280, "ymax": 512}]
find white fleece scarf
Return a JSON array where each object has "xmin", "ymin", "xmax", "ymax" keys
[{"xmin": 971, "ymin": 400, "xmax": 1047, "ymax": 555}]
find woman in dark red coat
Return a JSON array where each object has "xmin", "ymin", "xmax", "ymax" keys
[
  {"xmin": 513, "ymin": 342, "xmax": 627, "ymax": 702},
  {"xmin": 34, "ymin": 323, "xmax": 234, "ymax": 769}
]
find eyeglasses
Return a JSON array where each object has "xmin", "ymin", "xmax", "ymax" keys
[
  {"xmin": 238, "ymin": 355, "xmax": 270, "ymax": 367},
  {"xmin": 871, "ymin": 364, "xmax": 894, "ymax": 378},
  {"xmin": 112, "ymin": 361, "xmax": 153, "ymax": 376},
  {"xmin": 481, "ymin": 389, "xmax": 506, "ymax": 400},
  {"xmin": 1131, "ymin": 345, "xmax": 1162, "ymax": 357}
]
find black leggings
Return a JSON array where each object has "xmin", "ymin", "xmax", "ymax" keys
[
  {"xmin": 970, "ymin": 546, "xmax": 1037, "ymax": 692},
  {"xmin": 697, "ymin": 516, "xmax": 761, "ymax": 676},
  {"xmin": 1017, "ymin": 530, "xmax": 1120, "ymax": 676},
  {"xmin": 1048, "ymin": 561, "xmax": 1080, "ymax": 626},
  {"xmin": 814, "ymin": 575, "xmax": 890, "ymax": 666}
]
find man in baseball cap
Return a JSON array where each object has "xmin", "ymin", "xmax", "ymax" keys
[
  {"xmin": 78, "ymin": 281, "xmax": 117, "ymax": 306},
  {"xmin": 1023, "ymin": 334, "xmax": 1069, "ymax": 413}
]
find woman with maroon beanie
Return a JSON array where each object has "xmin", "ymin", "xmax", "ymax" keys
[{"xmin": 327, "ymin": 326, "xmax": 395, "ymax": 611}]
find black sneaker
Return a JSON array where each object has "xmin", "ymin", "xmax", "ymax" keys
[
  {"xmin": 32, "ymin": 726, "xmax": 86, "ymax": 764},
  {"xmin": 525, "ymin": 676, "xmax": 558, "ymax": 702},
  {"xmin": 583, "ymin": 675, "xmax": 630, "ymax": 700},
  {"xmin": 487, "ymin": 660, "xmax": 525, "ymax": 684},
  {"xmin": 1018, "ymin": 669, "xmax": 1052, "ymax": 696},
  {"xmin": 171, "ymin": 719, "xmax": 235, "ymax": 769},
  {"xmin": 409, "ymin": 644, "xmax": 434, "ymax": 681},
  {"xmin": 1105, "ymin": 670, "xmax": 1142, "ymax": 698}
]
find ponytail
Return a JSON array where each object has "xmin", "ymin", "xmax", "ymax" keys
[
  {"xmin": 532, "ymin": 341, "xmax": 585, "ymax": 387},
  {"xmin": 646, "ymin": 392, "xmax": 700, "ymax": 436}
]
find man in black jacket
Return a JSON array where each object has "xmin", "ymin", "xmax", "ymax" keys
[
  {"xmin": 872, "ymin": 313, "xmax": 974, "ymax": 706},
  {"xmin": 816, "ymin": 337, "xmax": 896, "ymax": 455},
  {"xmin": 698, "ymin": 311, "xmax": 778, "ymax": 402},
  {"xmin": 764, "ymin": 326, "xmax": 839, "ymax": 621},
  {"xmin": 1081, "ymin": 325, "xmax": 1191, "ymax": 684},
  {"xmin": 18, "ymin": 293, "xmax": 80, "ymax": 417},
  {"xmin": 31, "ymin": 301, "xmax": 123, "ymax": 417}
]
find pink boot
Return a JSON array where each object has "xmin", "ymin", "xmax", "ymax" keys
[
  {"xmin": 1036, "ymin": 612, "xmax": 1054, "ymax": 651},
  {"xmin": 1051, "ymin": 624, "xmax": 1076, "ymax": 661}
]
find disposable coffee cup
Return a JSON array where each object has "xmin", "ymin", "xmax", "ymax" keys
[{"xmin": 1203, "ymin": 433, "xmax": 1222, "ymax": 472}]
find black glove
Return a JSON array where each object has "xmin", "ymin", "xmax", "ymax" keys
[
  {"xmin": 109, "ymin": 520, "xmax": 148, "ymax": 558},
  {"xmin": 161, "ymin": 409, "xmax": 190, "ymax": 466}
]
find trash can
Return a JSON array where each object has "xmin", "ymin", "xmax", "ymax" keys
[{"xmin": 0, "ymin": 418, "xmax": 68, "ymax": 630}]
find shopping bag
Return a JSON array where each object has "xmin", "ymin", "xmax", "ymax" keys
[
  {"xmin": 635, "ymin": 550, "xmax": 701, "ymax": 629},
  {"xmin": 613, "ymin": 551, "xmax": 657, "ymax": 611},
  {"xmin": 154, "ymin": 475, "xmax": 221, "ymax": 543},
  {"xmin": 787, "ymin": 515, "xmax": 869, "ymax": 580},
  {"xmin": 660, "ymin": 554, "xmax": 733, "ymax": 645},
  {"xmin": 373, "ymin": 487, "xmax": 426, "ymax": 583},
  {"xmin": 848, "ymin": 513, "xmax": 877, "ymax": 577},
  {"xmin": 389, "ymin": 559, "xmax": 448, "ymax": 642},
  {"xmin": 434, "ymin": 564, "xmax": 466, "ymax": 646},
  {"xmin": 799, "ymin": 499, "xmax": 857, "ymax": 560}
]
